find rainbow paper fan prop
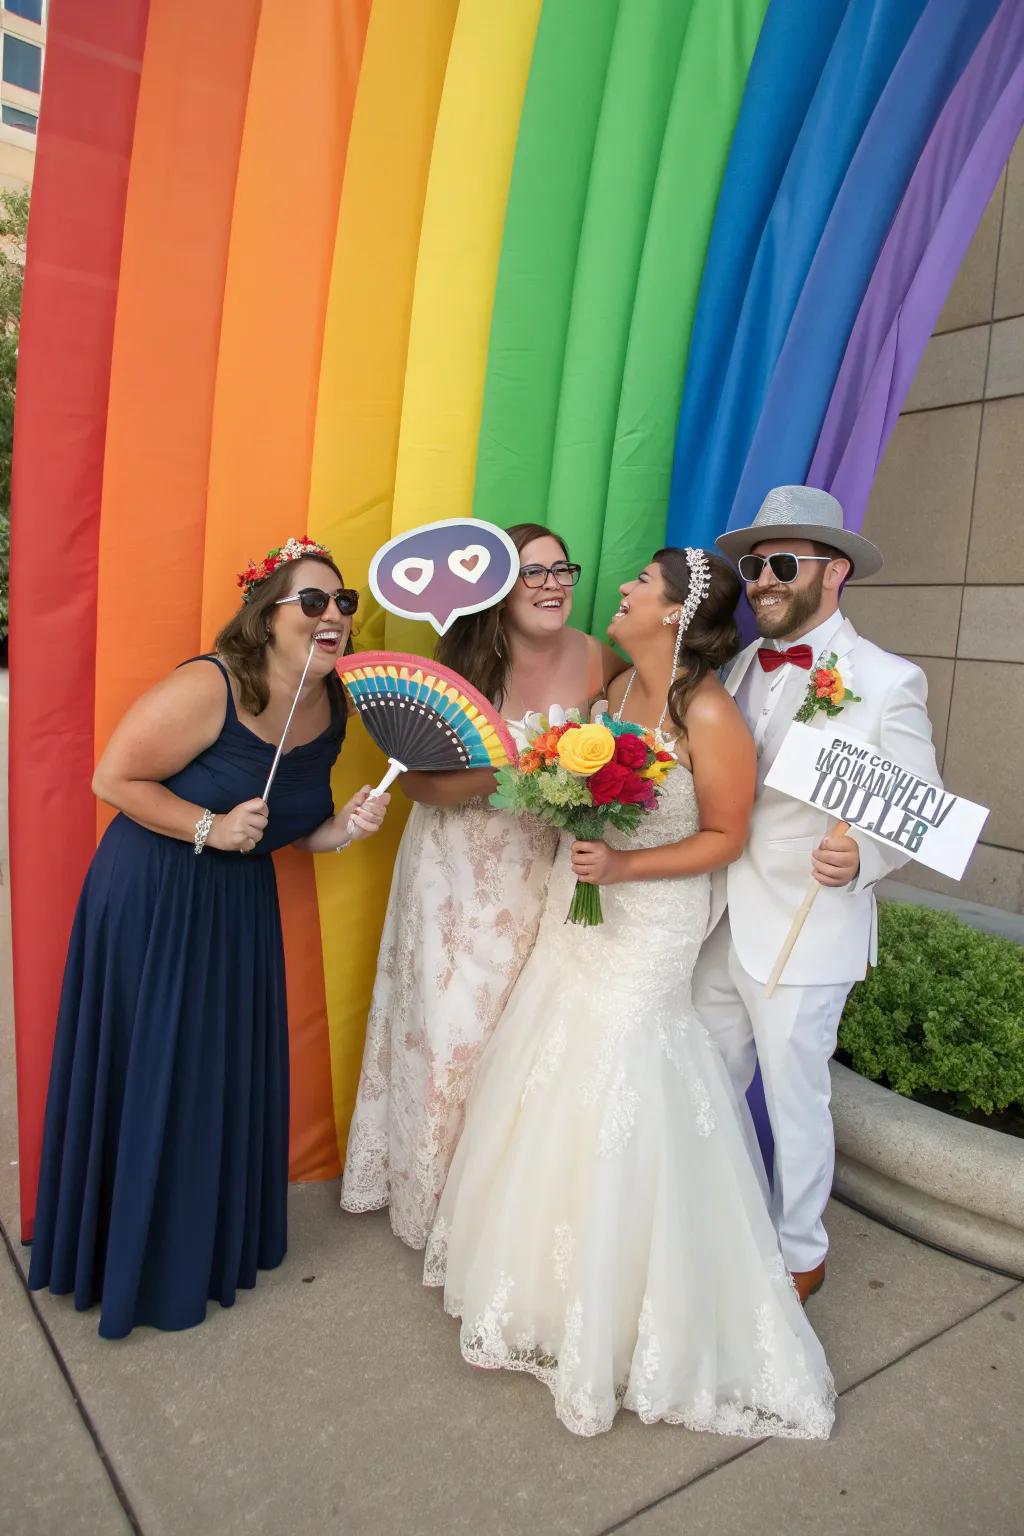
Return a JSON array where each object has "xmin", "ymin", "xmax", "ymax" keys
[{"xmin": 337, "ymin": 652, "xmax": 519, "ymax": 794}]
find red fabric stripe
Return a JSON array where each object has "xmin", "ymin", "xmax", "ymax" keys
[{"xmin": 9, "ymin": 0, "xmax": 150, "ymax": 1240}]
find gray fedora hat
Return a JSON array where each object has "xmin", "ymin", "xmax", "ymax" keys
[{"xmin": 715, "ymin": 485, "xmax": 883, "ymax": 580}]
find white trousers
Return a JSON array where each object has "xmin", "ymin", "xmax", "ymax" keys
[{"xmin": 692, "ymin": 917, "xmax": 854, "ymax": 1273}]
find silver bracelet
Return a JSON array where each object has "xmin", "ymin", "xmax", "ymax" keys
[
  {"xmin": 334, "ymin": 836, "xmax": 352, "ymax": 854},
  {"xmin": 194, "ymin": 808, "xmax": 215, "ymax": 856}
]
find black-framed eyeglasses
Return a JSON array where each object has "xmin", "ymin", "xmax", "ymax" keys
[
  {"xmin": 737, "ymin": 553, "xmax": 833, "ymax": 586},
  {"xmin": 519, "ymin": 562, "xmax": 582, "ymax": 589},
  {"xmin": 275, "ymin": 586, "xmax": 359, "ymax": 619}
]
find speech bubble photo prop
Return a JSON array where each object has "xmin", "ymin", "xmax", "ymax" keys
[{"xmin": 369, "ymin": 519, "xmax": 519, "ymax": 636}]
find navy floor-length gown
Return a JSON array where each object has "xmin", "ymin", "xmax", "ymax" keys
[{"xmin": 28, "ymin": 656, "xmax": 344, "ymax": 1339}]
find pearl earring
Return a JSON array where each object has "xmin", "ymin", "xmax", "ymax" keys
[{"xmin": 662, "ymin": 611, "xmax": 680, "ymax": 627}]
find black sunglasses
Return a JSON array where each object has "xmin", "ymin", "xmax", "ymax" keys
[
  {"xmin": 737, "ymin": 553, "xmax": 832, "ymax": 585},
  {"xmin": 275, "ymin": 586, "xmax": 359, "ymax": 619},
  {"xmin": 519, "ymin": 562, "xmax": 582, "ymax": 589}
]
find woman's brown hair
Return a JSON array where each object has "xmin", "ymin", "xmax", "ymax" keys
[
  {"xmin": 214, "ymin": 556, "xmax": 349, "ymax": 717},
  {"xmin": 653, "ymin": 548, "xmax": 742, "ymax": 735},
  {"xmin": 436, "ymin": 523, "xmax": 570, "ymax": 707}
]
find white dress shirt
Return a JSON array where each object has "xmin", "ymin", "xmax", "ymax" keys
[{"xmin": 735, "ymin": 609, "xmax": 845, "ymax": 755}]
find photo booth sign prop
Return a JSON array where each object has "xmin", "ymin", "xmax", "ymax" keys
[
  {"xmin": 369, "ymin": 518, "xmax": 519, "ymax": 636},
  {"xmin": 766, "ymin": 723, "xmax": 989, "ymax": 880}
]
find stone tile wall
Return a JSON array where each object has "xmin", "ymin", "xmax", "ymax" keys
[{"xmin": 843, "ymin": 133, "xmax": 1024, "ymax": 912}]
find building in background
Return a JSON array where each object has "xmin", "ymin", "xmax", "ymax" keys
[
  {"xmin": 0, "ymin": 0, "xmax": 44, "ymax": 192},
  {"xmin": 846, "ymin": 131, "xmax": 1024, "ymax": 914}
]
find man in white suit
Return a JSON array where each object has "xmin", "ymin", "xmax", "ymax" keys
[{"xmin": 693, "ymin": 485, "xmax": 940, "ymax": 1303}]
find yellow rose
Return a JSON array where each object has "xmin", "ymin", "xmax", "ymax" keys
[
  {"xmin": 556, "ymin": 723, "xmax": 616, "ymax": 776},
  {"xmin": 640, "ymin": 757, "xmax": 673, "ymax": 784}
]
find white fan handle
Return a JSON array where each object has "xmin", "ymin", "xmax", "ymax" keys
[
  {"xmin": 345, "ymin": 757, "xmax": 407, "ymax": 838},
  {"xmin": 369, "ymin": 757, "xmax": 407, "ymax": 798}
]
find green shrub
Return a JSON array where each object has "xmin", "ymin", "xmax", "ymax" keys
[{"xmin": 838, "ymin": 902, "xmax": 1024, "ymax": 1117}]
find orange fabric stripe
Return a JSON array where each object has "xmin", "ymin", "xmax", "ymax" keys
[
  {"xmin": 200, "ymin": 0, "xmax": 370, "ymax": 1180},
  {"xmin": 93, "ymin": 0, "xmax": 261, "ymax": 839},
  {"xmin": 306, "ymin": 0, "xmax": 459, "ymax": 1160}
]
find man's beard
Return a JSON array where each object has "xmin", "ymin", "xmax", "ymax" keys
[{"xmin": 750, "ymin": 567, "xmax": 826, "ymax": 639}]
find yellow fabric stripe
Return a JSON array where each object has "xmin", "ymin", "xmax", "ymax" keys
[
  {"xmin": 388, "ymin": 0, "xmax": 543, "ymax": 541},
  {"xmin": 306, "ymin": 0, "xmax": 459, "ymax": 1162}
]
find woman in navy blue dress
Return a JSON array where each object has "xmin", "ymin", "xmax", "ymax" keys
[{"xmin": 29, "ymin": 537, "xmax": 389, "ymax": 1339}]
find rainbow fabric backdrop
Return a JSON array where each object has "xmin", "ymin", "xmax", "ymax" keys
[{"xmin": 10, "ymin": 0, "xmax": 1023, "ymax": 1238}]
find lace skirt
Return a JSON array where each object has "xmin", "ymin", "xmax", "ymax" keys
[
  {"xmin": 341, "ymin": 798, "xmax": 558, "ymax": 1247},
  {"xmin": 423, "ymin": 892, "xmax": 835, "ymax": 1440}
]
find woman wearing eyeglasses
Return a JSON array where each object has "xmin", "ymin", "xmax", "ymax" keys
[
  {"xmin": 341, "ymin": 523, "xmax": 623, "ymax": 1249},
  {"xmin": 28, "ymin": 538, "xmax": 389, "ymax": 1339}
]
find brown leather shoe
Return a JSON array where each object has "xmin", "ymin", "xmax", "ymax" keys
[{"xmin": 790, "ymin": 1262, "xmax": 826, "ymax": 1305}]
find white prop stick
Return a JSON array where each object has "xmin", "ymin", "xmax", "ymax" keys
[
  {"xmin": 765, "ymin": 820, "xmax": 850, "ymax": 998},
  {"xmin": 346, "ymin": 756, "xmax": 406, "ymax": 837},
  {"xmin": 261, "ymin": 639, "xmax": 317, "ymax": 803}
]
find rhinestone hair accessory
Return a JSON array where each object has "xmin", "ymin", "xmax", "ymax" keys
[
  {"xmin": 678, "ymin": 546, "xmax": 712, "ymax": 636},
  {"xmin": 615, "ymin": 546, "xmax": 714, "ymax": 740},
  {"xmin": 665, "ymin": 546, "xmax": 712, "ymax": 709},
  {"xmin": 237, "ymin": 536, "xmax": 334, "ymax": 603}
]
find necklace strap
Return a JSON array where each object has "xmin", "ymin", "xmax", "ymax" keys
[{"xmin": 613, "ymin": 668, "xmax": 672, "ymax": 737}]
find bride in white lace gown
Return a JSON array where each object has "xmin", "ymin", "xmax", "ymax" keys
[
  {"xmin": 424, "ymin": 549, "xmax": 835, "ymax": 1439},
  {"xmin": 341, "ymin": 526, "xmax": 621, "ymax": 1248}
]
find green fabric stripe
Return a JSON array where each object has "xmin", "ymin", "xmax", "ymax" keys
[
  {"xmin": 472, "ymin": 0, "xmax": 621, "ymax": 535},
  {"xmin": 544, "ymin": 0, "xmax": 698, "ymax": 630},
  {"xmin": 591, "ymin": 0, "xmax": 770, "ymax": 635}
]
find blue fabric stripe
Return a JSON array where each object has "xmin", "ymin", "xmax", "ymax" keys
[
  {"xmin": 666, "ymin": 0, "xmax": 849, "ymax": 549},
  {"xmin": 729, "ymin": 0, "xmax": 1004, "ymax": 528},
  {"xmin": 668, "ymin": 0, "xmax": 930, "ymax": 546}
]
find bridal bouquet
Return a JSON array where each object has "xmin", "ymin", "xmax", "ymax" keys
[{"xmin": 490, "ymin": 711, "xmax": 677, "ymax": 925}]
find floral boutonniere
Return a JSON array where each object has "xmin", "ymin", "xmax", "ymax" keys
[{"xmin": 795, "ymin": 652, "xmax": 861, "ymax": 722}]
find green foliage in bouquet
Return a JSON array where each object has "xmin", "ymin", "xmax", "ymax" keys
[
  {"xmin": 838, "ymin": 903, "xmax": 1024, "ymax": 1116},
  {"xmin": 489, "ymin": 713, "xmax": 675, "ymax": 926},
  {"xmin": 490, "ymin": 764, "xmax": 646, "ymax": 841}
]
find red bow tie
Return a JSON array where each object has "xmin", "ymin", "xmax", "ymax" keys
[{"xmin": 758, "ymin": 644, "xmax": 814, "ymax": 673}]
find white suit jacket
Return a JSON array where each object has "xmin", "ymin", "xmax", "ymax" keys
[{"xmin": 709, "ymin": 617, "xmax": 941, "ymax": 986}]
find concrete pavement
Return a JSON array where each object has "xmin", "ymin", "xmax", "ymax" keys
[{"xmin": 2, "ymin": 665, "xmax": 1021, "ymax": 1535}]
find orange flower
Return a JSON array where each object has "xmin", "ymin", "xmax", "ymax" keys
[
  {"xmin": 532, "ymin": 728, "xmax": 565, "ymax": 763},
  {"xmin": 813, "ymin": 665, "xmax": 845, "ymax": 702},
  {"xmin": 519, "ymin": 750, "xmax": 543, "ymax": 774}
]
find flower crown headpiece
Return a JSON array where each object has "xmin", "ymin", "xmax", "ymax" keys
[{"xmin": 237, "ymin": 536, "xmax": 334, "ymax": 603}]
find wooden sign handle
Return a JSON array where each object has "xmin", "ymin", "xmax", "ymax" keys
[{"xmin": 764, "ymin": 821, "xmax": 850, "ymax": 998}]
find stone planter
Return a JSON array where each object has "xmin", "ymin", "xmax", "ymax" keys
[{"xmin": 830, "ymin": 1058, "xmax": 1024, "ymax": 1278}]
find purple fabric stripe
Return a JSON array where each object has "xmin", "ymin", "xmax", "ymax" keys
[{"xmin": 809, "ymin": 0, "xmax": 1024, "ymax": 529}]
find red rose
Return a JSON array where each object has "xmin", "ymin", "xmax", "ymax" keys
[
  {"xmin": 618, "ymin": 770, "xmax": 656, "ymax": 808},
  {"xmin": 588, "ymin": 760, "xmax": 631, "ymax": 806},
  {"xmin": 613, "ymin": 733, "xmax": 648, "ymax": 769}
]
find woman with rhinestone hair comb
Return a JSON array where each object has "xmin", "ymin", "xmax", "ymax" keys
[{"xmin": 423, "ymin": 548, "xmax": 835, "ymax": 1441}]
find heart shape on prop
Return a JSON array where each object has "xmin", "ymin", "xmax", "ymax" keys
[
  {"xmin": 391, "ymin": 557, "xmax": 434, "ymax": 597},
  {"xmin": 448, "ymin": 545, "xmax": 491, "ymax": 585}
]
